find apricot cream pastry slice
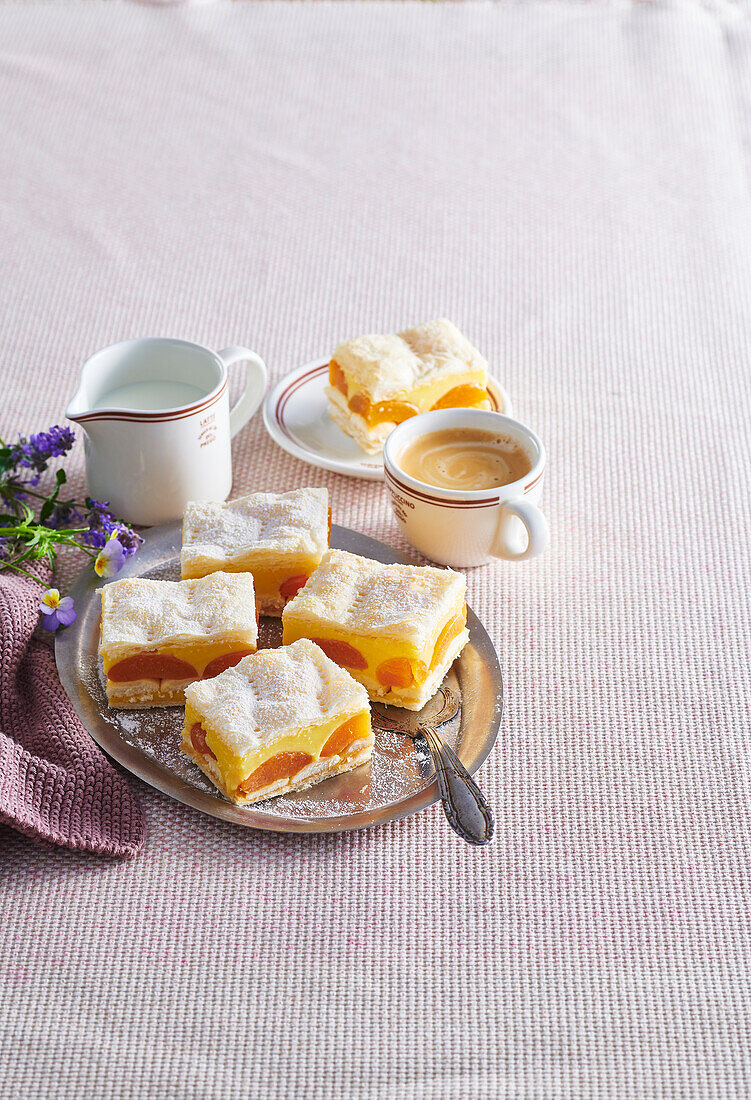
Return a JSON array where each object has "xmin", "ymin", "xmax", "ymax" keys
[
  {"xmin": 180, "ymin": 487, "xmax": 330, "ymax": 616},
  {"xmin": 326, "ymin": 318, "xmax": 491, "ymax": 454},
  {"xmin": 282, "ymin": 549, "xmax": 469, "ymax": 711},
  {"xmin": 182, "ymin": 638, "xmax": 373, "ymax": 805},
  {"xmin": 99, "ymin": 572, "xmax": 258, "ymax": 708}
]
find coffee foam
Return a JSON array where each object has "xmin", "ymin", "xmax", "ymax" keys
[{"xmin": 398, "ymin": 427, "xmax": 531, "ymax": 491}]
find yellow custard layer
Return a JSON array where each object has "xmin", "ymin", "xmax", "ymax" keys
[
  {"xmin": 330, "ymin": 362, "xmax": 490, "ymax": 426},
  {"xmin": 183, "ymin": 704, "xmax": 372, "ymax": 796},
  {"xmin": 249, "ymin": 558, "xmax": 323, "ymax": 601},
  {"xmin": 282, "ymin": 626, "xmax": 419, "ymax": 677},
  {"xmin": 282, "ymin": 608, "xmax": 466, "ymax": 691},
  {"xmin": 101, "ymin": 639, "xmax": 255, "ymax": 679},
  {"xmin": 180, "ymin": 557, "xmax": 322, "ymax": 598}
]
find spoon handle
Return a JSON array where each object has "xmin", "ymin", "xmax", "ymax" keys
[{"xmin": 421, "ymin": 726, "xmax": 495, "ymax": 846}]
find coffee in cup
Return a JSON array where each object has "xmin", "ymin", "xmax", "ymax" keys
[
  {"xmin": 398, "ymin": 427, "xmax": 531, "ymax": 492},
  {"xmin": 382, "ymin": 409, "xmax": 549, "ymax": 567}
]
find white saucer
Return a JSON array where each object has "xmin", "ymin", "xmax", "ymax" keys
[{"xmin": 262, "ymin": 358, "xmax": 513, "ymax": 480}]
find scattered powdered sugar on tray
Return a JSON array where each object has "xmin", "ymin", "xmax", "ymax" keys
[{"xmin": 115, "ymin": 713, "xmax": 140, "ymax": 735}]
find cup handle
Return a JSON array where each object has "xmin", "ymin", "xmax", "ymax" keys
[
  {"xmin": 492, "ymin": 496, "xmax": 550, "ymax": 561},
  {"xmin": 217, "ymin": 347, "xmax": 268, "ymax": 438}
]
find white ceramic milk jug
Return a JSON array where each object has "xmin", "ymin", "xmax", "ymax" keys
[{"xmin": 66, "ymin": 337, "xmax": 267, "ymax": 526}]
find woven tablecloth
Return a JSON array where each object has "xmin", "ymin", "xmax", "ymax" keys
[{"xmin": 2, "ymin": 2, "xmax": 751, "ymax": 1096}]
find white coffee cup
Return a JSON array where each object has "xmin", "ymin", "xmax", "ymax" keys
[
  {"xmin": 66, "ymin": 337, "xmax": 267, "ymax": 526},
  {"xmin": 383, "ymin": 409, "xmax": 549, "ymax": 568}
]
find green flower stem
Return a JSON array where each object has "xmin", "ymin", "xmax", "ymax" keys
[
  {"xmin": 0, "ymin": 525, "xmax": 94, "ymax": 547},
  {"xmin": 0, "ymin": 430, "xmax": 142, "ymax": 582},
  {"xmin": 0, "ymin": 526, "xmax": 100, "ymax": 580}
]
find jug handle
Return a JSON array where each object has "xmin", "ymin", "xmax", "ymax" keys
[{"xmin": 217, "ymin": 347, "xmax": 268, "ymax": 437}]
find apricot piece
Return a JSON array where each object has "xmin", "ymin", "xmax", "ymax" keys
[
  {"xmin": 329, "ymin": 361, "xmax": 348, "ymax": 395},
  {"xmin": 348, "ymin": 392, "xmax": 371, "ymax": 418},
  {"xmin": 430, "ymin": 384, "xmax": 490, "ymax": 411},
  {"xmin": 412, "ymin": 660, "xmax": 429, "ymax": 683},
  {"xmin": 237, "ymin": 751, "xmax": 313, "ymax": 795},
  {"xmin": 202, "ymin": 649, "xmax": 255, "ymax": 679},
  {"xmin": 108, "ymin": 652, "xmax": 197, "ymax": 683},
  {"xmin": 321, "ymin": 713, "xmax": 369, "ymax": 758},
  {"xmin": 311, "ymin": 637, "xmax": 368, "ymax": 670},
  {"xmin": 279, "ymin": 574, "xmax": 310, "ymax": 601},
  {"xmin": 431, "ymin": 611, "xmax": 466, "ymax": 667},
  {"xmin": 190, "ymin": 722, "xmax": 217, "ymax": 761},
  {"xmin": 327, "ymin": 507, "xmax": 332, "ymax": 545},
  {"xmin": 376, "ymin": 657, "xmax": 415, "ymax": 689},
  {"xmin": 370, "ymin": 400, "xmax": 420, "ymax": 426}
]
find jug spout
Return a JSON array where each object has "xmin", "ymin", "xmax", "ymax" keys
[
  {"xmin": 66, "ymin": 393, "xmax": 87, "ymax": 422},
  {"xmin": 65, "ymin": 385, "xmax": 91, "ymax": 424}
]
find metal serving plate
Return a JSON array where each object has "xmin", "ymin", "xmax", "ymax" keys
[{"xmin": 55, "ymin": 524, "xmax": 503, "ymax": 834}]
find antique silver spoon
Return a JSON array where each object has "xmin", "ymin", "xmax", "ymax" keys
[{"xmin": 372, "ymin": 685, "xmax": 495, "ymax": 846}]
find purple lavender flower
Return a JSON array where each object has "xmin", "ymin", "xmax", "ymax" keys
[
  {"xmin": 85, "ymin": 497, "xmax": 112, "ymax": 519},
  {"xmin": 12, "ymin": 426, "xmax": 75, "ymax": 485},
  {"xmin": 32, "ymin": 425, "xmax": 75, "ymax": 458},
  {"xmin": 39, "ymin": 588, "xmax": 77, "ymax": 631},
  {"xmin": 82, "ymin": 499, "xmax": 141, "ymax": 557},
  {"xmin": 46, "ymin": 501, "xmax": 83, "ymax": 530},
  {"xmin": 110, "ymin": 523, "xmax": 143, "ymax": 557},
  {"xmin": 82, "ymin": 498, "xmax": 117, "ymax": 549}
]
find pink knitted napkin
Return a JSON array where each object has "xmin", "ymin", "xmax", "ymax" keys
[{"xmin": 0, "ymin": 563, "xmax": 145, "ymax": 858}]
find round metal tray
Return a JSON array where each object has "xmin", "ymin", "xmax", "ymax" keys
[{"xmin": 55, "ymin": 524, "xmax": 503, "ymax": 834}]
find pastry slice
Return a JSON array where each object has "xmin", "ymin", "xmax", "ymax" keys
[
  {"xmin": 180, "ymin": 487, "xmax": 330, "ymax": 616},
  {"xmin": 99, "ymin": 572, "xmax": 258, "ymax": 708},
  {"xmin": 282, "ymin": 549, "xmax": 469, "ymax": 711},
  {"xmin": 326, "ymin": 318, "xmax": 491, "ymax": 454},
  {"xmin": 182, "ymin": 638, "xmax": 373, "ymax": 805}
]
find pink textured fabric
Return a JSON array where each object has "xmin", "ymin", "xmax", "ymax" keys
[
  {"xmin": 0, "ymin": 562, "xmax": 144, "ymax": 858},
  {"xmin": 2, "ymin": 2, "xmax": 751, "ymax": 1098}
]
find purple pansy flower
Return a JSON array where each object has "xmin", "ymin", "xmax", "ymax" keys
[
  {"xmin": 94, "ymin": 536, "xmax": 126, "ymax": 578},
  {"xmin": 110, "ymin": 523, "xmax": 143, "ymax": 557},
  {"xmin": 83, "ymin": 499, "xmax": 142, "ymax": 556},
  {"xmin": 39, "ymin": 588, "xmax": 77, "ymax": 631}
]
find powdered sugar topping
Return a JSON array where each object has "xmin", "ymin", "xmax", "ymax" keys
[
  {"xmin": 99, "ymin": 571, "xmax": 258, "ymax": 654},
  {"xmin": 186, "ymin": 638, "xmax": 369, "ymax": 758},
  {"xmin": 282, "ymin": 549, "xmax": 466, "ymax": 649},
  {"xmin": 181, "ymin": 487, "xmax": 329, "ymax": 569},
  {"xmin": 332, "ymin": 319, "xmax": 488, "ymax": 402}
]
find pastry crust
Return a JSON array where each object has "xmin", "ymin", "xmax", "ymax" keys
[
  {"xmin": 281, "ymin": 550, "xmax": 469, "ymax": 710},
  {"xmin": 182, "ymin": 638, "xmax": 373, "ymax": 804},
  {"xmin": 255, "ymin": 593, "xmax": 287, "ymax": 618},
  {"xmin": 100, "ymin": 572, "xmax": 258, "ymax": 660},
  {"xmin": 326, "ymin": 390, "xmax": 393, "ymax": 454},
  {"xmin": 180, "ymin": 487, "xmax": 329, "ymax": 579},
  {"xmin": 99, "ymin": 572, "xmax": 258, "ymax": 708},
  {"xmin": 282, "ymin": 549, "xmax": 465, "ymax": 652},
  {"xmin": 182, "ymin": 738, "xmax": 373, "ymax": 806},
  {"xmin": 105, "ymin": 679, "xmax": 194, "ymax": 709},
  {"xmin": 332, "ymin": 319, "xmax": 489, "ymax": 405}
]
